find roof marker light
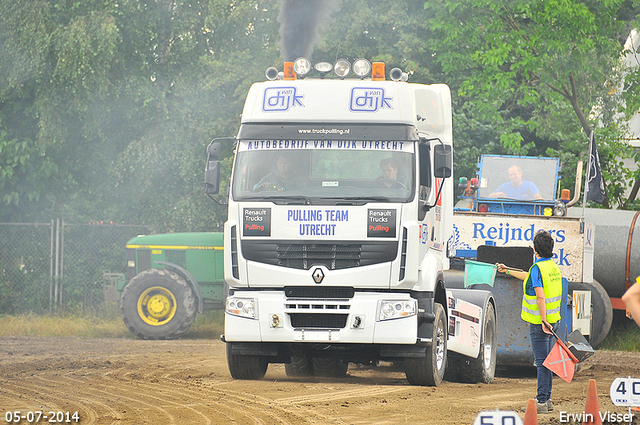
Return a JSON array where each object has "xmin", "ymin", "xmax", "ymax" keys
[
  {"xmin": 334, "ymin": 59, "xmax": 351, "ymax": 78},
  {"xmin": 372, "ymin": 62, "xmax": 385, "ymax": 80},
  {"xmin": 353, "ymin": 59, "xmax": 371, "ymax": 78},
  {"xmin": 283, "ymin": 62, "xmax": 296, "ymax": 80},
  {"xmin": 293, "ymin": 57, "xmax": 311, "ymax": 78}
]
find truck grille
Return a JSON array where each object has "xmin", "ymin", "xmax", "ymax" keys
[
  {"xmin": 241, "ymin": 240, "xmax": 398, "ymax": 270},
  {"xmin": 284, "ymin": 286, "xmax": 354, "ymax": 299},
  {"xmin": 288, "ymin": 313, "xmax": 349, "ymax": 329}
]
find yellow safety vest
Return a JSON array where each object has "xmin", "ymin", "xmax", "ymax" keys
[{"xmin": 521, "ymin": 259, "xmax": 563, "ymax": 324}]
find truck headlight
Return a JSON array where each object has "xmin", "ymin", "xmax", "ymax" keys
[
  {"xmin": 293, "ymin": 57, "xmax": 311, "ymax": 77},
  {"xmin": 378, "ymin": 300, "xmax": 416, "ymax": 321},
  {"xmin": 226, "ymin": 297, "xmax": 257, "ymax": 319},
  {"xmin": 334, "ymin": 59, "xmax": 351, "ymax": 78},
  {"xmin": 353, "ymin": 59, "xmax": 371, "ymax": 77},
  {"xmin": 553, "ymin": 200, "xmax": 567, "ymax": 217}
]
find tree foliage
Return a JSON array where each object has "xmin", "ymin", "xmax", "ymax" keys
[
  {"xmin": 425, "ymin": 0, "xmax": 640, "ymax": 207},
  {"xmin": 0, "ymin": 0, "xmax": 281, "ymax": 229},
  {"xmin": 0, "ymin": 0, "xmax": 639, "ymax": 231}
]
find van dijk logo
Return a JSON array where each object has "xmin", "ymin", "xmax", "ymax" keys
[
  {"xmin": 262, "ymin": 87, "xmax": 304, "ymax": 112},
  {"xmin": 350, "ymin": 87, "xmax": 393, "ymax": 112}
]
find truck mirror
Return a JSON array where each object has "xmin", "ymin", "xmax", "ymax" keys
[
  {"xmin": 205, "ymin": 161, "xmax": 221, "ymax": 194},
  {"xmin": 207, "ymin": 142, "xmax": 222, "ymax": 160},
  {"xmin": 433, "ymin": 144, "xmax": 452, "ymax": 178}
]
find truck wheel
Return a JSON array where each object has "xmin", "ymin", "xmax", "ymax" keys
[
  {"xmin": 312, "ymin": 357, "xmax": 349, "ymax": 378},
  {"xmin": 226, "ymin": 344, "xmax": 268, "ymax": 380},
  {"xmin": 120, "ymin": 269, "xmax": 197, "ymax": 340},
  {"xmin": 285, "ymin": 356, "xmax": 314, "ymax": 377},
  {"xmin": 457, "ymin": 302, "xmax": 497, "ymax": 384},
  {"xmin": 405, "ymin": 303, "xmax": 447, "ymax": 386},
  {"xmin": 569, "ymin": 279, "xmax": 613, "ymax": 348}
]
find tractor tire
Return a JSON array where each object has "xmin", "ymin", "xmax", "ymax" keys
[
  {"xmin": 405, "ymin": 302, "xmax": 447, "ymax": 386},
  {"xmin": 285, "ymin": 356, "xmax": 314, "ymax": 377},
  {"xmin": 457, "ymin": 302, "xmax": 497, "ymax": 384},
  {"xmin": 226, "ymin": 343, "xmax": 268, "ymax": 380},
  {"xmin": 312, "ymin": 357, "xmax": 349, "ymax": 378},
  {"xmin": 120, "ymin": 269, "xmax": 197, "ymax": 340},
  {"xmin": 569, "ymin": 279, "xmax": 613, "ymax": 348}
]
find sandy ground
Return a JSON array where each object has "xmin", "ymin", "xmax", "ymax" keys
[{"xmin": 1, "ymin": 337, "xmax": 639, "ymax": 425}]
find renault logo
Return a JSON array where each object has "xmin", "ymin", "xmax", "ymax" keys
[{"xmin": 312, "ymin": 268, "xmax": 324, "ymax": 284}]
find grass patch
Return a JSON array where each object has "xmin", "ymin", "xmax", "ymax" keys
[
  {"xmin": 0, "ymin": 305, "xmax": 132, "ymax": 338},
  {"xmin": 598, "ymin": 311, "xmax": 640, "ymax": 351},
  {"xmin": 186, "ymin": 310, "xmax": 225, "ymax": 339},
  {"xmin": 0, "ymin": 306, "xmax": 225, "ymax": 340}
]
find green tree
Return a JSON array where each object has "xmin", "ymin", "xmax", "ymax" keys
[
  {"xmin": 0, "ymin": 0, "xmax": 282, "ymax": 229},
  {"xmin": 425, "ymin": 0, "xmax": 640, "ymax": 208}
]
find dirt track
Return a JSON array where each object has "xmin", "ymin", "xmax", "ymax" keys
[{"xmin": 1, "ymin": 337, "xmax": 639, "ymax": 425}]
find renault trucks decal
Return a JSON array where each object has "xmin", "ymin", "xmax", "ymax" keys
[
  {"xmin": 262, "ymin": 87, "xmax": 304, "ymax": 112},
  {"xmin": 350, "ymin": 87, "xmax": 393, "ymax": 112},
  {"xmin": 243, "ymin": 208, "xmax": 271, "ymax": 236},
  {"xmin": 368, "ymin": 209, "xmax": 396, "ymax": 237}
]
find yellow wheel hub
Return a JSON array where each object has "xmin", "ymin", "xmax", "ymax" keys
[{"xmin": 137, "ymin": 286, "xmax": 177, "ymax": 326}]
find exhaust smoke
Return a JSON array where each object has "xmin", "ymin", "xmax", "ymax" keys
[{"xmin": 278, "ymin": 0, "xmax": 339, "ymax": 61}]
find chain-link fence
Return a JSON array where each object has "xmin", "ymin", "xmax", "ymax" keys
[{"xmin": 0, "ymin": 221, "xmax": 151, "ymax": 314}]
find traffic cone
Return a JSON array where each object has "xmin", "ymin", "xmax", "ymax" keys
[
  {"xmin": 582, "ymin": 379, "xmax": 602, "ymax": 425},
  {"xmin": 523, "ymin": 398, "xmax": 538, "ymax": 425}
]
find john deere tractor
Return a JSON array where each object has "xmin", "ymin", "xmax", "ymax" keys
[{"xmin": 117, "ymin": 232, "xmax": 225, "ymax": 339}]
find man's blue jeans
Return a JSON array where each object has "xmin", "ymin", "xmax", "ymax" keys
[{"xmin": 529, "ymin": 323, "xmax": 556, "ymax": 403}]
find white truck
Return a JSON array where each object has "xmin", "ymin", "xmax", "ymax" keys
[{"xmin": 205, "ymin": 59, "xmax": 497, "ymax": 386}]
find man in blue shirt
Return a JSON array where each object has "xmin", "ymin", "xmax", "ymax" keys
[
  {"xmin": 489, "ymin": 165, "xmax": 542, "ymax": 200},
  {"xmin": 253, "ymin": 154, "xmax": 301, "ymax": 191}
]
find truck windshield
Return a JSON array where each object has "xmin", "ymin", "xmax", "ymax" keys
[{"xmin": 232, "ymin": 140, "xmax": 415, "ymax": 204}]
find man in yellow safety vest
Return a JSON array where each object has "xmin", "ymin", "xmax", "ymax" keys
[{"xmin": 497, "ymin": 230, "xmax": 562, "ymax": 414}]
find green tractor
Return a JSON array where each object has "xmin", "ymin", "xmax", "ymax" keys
[{"xmin": 117, "ymin": 232, "xmax": 225, "ymax": 339}]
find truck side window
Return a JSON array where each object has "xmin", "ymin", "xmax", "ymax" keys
[
  {"xmin": 419, "ymin": 143, "xmax": 431, "ymax": 201},
  {"xmin": 418, "ymin": 143, "xmax": 431, "ymax": 221}
]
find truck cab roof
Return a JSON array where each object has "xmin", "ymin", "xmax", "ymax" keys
[{"xmin": 240, "ymin": 79, "xmax": 452, "ymax": 142}]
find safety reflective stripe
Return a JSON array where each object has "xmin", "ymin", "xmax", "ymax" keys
[
  {"xmin": 522, "ymin": 295, "xmax": 562, "ymax": 305},
  {"xmin": 521, "ymin": 305, "xmax": 561, "ymax": 316}
]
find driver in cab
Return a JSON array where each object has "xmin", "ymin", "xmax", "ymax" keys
[
  {"xmin": 253, "ymin": 154, "xmax": 301, "ymax": 191},
  {"xmin": 378, "ymin": 158, "xmax": 404, "ymax": 189}
]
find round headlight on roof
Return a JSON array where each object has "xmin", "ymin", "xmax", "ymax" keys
[
  {"xmin": 353, "ymin": 59, "xmax": 371, "ymax": 78},
  {"xmin": 334, "ymin": 59, "xmax": 351, "ymax": 78},
  {"xmin": 314, "ymin": 62, "xmax": 333, "ymax": 78},
  {"xmin": 293, "ymin": 57, "xmax": 311, "ymax": 77}
]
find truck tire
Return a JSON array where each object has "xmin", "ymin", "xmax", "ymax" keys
[
  {"xmin": 569, "ymin": 279, "xmax": 613, "ymax": 348},
  {"xmin": 226, "ymin": 344, "xmax": 268, "ymax": 380},
  {"xmin": 312, "ymin": 357, "xmax": 349, "ymax": 378},
  {"xmin": 285, "ymin": 356, "xmax": 314, "ymax": 377},
  {"xmin": 457, "ymin": 302, "xmax": 497, "ymax": 384},
  {"xmin": 120, "ymin": 269, "xmax": 197, "ymax": 340},
  {"xmin": 405, "ymin": 302, "xmax": 447, "ymax": 386}
]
